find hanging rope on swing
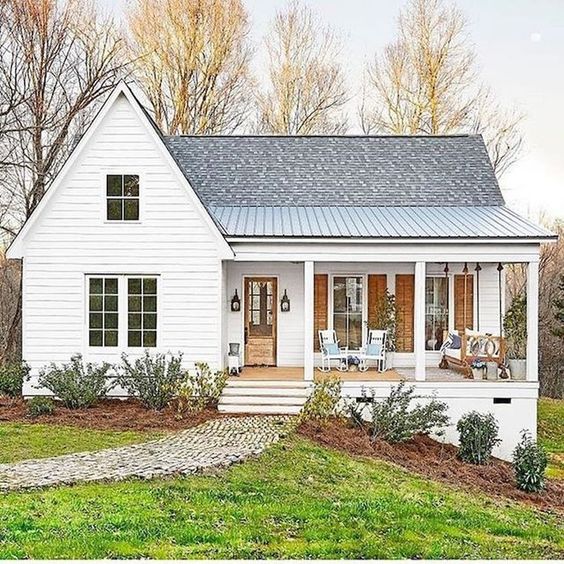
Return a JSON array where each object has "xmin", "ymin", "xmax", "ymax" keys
[
  {"xmin": 462, "ymin": 262, "xmax": 469, "ymax": 330},
  {"xmin": 475, "ymin": 262, "xmax": 481, "ymax": 331},
  {"xmin": 497, "ymin": 262, "xmax": 504, "ymax": 335}
]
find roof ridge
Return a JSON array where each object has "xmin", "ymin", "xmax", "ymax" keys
[{"xmin": 165, "ymin": 133, "xmax": 478, "ymax": 139}]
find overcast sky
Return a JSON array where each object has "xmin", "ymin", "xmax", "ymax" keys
[{"xmin": 104, "ymin": 0, "xmax": 564, "ymax": 220}]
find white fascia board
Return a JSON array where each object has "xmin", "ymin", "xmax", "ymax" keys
[
  {"xmin": 7, "ymin": 81, "xmax": 234, "ymax": 260},
  {"xmin": 225, "ymin": 236, "xmax": 556, "ymax": 244}
]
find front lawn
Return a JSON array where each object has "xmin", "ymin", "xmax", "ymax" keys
[
  {"xmin": 0, "ymin": 423, "xmax": 163, "ymax": 464},
  {"xmin": 538, "ymin": 398, "xmax": 564, "ymax": 479},
  {"xmin": 0, "ymin": 438, "xmax": 561, "ymax": 559}
]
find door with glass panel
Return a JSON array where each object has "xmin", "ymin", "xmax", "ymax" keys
[
  {"xmin": 333, "ymin": 276, "xmax": 364, "ymax": 350},
  {"xmin": 244, "ymin": 277, "xmax": 277, "ymax": 366},
  {"xmin": 425, "ymin": 277, "xmax": 449, "ymax": 350}
]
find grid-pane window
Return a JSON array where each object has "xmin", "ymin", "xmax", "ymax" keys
[
  {"xmin": 89, "ymin": 277, "xmax": 119, "ymax": 347},
  {"xmin": 128, "ymin": 277, "xmax": 157, "ymax": 347},
  {"xmin": 106, "ymin": 174, "xmax": 139, "ymax": 221},
  {"xmin": 425, "ymin": 277, "xmax": 449, "ymax": 351}
]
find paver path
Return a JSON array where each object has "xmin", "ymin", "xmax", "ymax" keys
[{"xmin": 0, "ymin": 415, "xmax": 293, "ymax": 491}]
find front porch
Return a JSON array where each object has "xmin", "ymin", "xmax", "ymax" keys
[{"xmin": 233, "ymin": 365, "xmax": 478, "ymax": 383}]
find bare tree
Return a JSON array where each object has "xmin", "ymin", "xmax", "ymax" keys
[
  {"xmin": 126, "ymin": 0, "xmax": 253, "ymax": 135},
  {"xmin": 0, "ymin": 0, "xmax": 128, "ymax": 361},
  {"xmin": 257, "ymin": 0, "xmax": 348, "ymax": 135},
  {"xmin": 360, "ymin": 0, "xmax": 523, "ymax": 176}
]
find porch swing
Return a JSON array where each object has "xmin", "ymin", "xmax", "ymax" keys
[{"xmin": 439, "ymin": 262, "xmax": 506, "ymax": 377}]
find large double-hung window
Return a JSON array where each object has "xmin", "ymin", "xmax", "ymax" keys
[{"xmin": 88, "ymin": 275, "xmax": 158, "ymax": 348}]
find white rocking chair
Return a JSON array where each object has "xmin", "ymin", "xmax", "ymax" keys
[
  {"xmin": 359, "ymin": 329, "xmax": 387, "ymax": 372},
  {"xmin": 318, "ymin": 330, "xmax": 348, "ymax": 372}
]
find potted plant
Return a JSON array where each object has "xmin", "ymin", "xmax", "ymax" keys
[
  {"xmin": 504, "ymin": 293, "xmax": 527, "ymax": 380},
  {"xmin": 470, "ymin": 358, "xmax": 487, "ymax": 380},
  {"xmin": 371, "ymin": 289, "xmax": 397, "ymax": 370}
]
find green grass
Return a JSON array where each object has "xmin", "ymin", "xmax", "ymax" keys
[
  {"xmin": 538, "ymin": 398, "xmax": 564, "ymax": 479},
  {"xmin": 0, "ymin": 423, "xmax": 164, "ymax": 464},
  {"xmin": 0, "ymin": 438, "xmax": 562, "ymax": 559}
]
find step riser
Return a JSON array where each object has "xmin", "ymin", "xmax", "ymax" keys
[
  {"xmin": 220, "ymin": 396, "xmax": 307, "ymax": 406},
  {"xmin": 227, "ymin": 379, "xmax": 311, "ymax": 388},
  {"xmin": 218, "ymin": 404, "xmax": 302, "ymax": 415},
  {"xmin": 222, "ymin": 388, "xmax": 310, "ymax": 398}
]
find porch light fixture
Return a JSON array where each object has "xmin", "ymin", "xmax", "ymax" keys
[
  {"xmin": 230, "ymin": 289, "xmax": 241, "ymax": 312},
  {"xmin": 280, "ymin": 289, "xmax": 291, "ymax": 312}
]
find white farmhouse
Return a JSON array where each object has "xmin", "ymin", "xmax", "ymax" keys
[{"xmin": 7, "ymin": 82, "xmax": 556, "ymax": 459}]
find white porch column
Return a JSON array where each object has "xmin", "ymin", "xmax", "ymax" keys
[
  {"xmin": 414, "ymin": 261, "xmax": 426, "ymax": 381},
  {"xmin": 304, "ymin": 260, "xmax": 315, "ymax": 382},
  {"xmin": 526, "ymin": 260, "xmax": 539, "ymax": 382}
]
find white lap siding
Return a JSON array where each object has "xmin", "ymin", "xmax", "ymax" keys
[{"xmin": 21, "ymin": 94, "xmax": 224, "ymax": 395}]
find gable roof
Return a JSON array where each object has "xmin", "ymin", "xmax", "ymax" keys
[{"xmin": 164, "ymin": 134, "xmax": 505, "ymax": 207}]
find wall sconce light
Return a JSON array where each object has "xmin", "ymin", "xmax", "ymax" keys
[
  {"xmin": 280, "ymin": 289, "xmax": 290, "ymax": 312},
  {"xmin": 230, "ymin": 289, "xmax": 240, "ymax": 312}
]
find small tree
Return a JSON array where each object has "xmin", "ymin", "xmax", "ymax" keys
[
  {"xmin": 504, "ymin": 293, "xmax": 527, "ymax": 359},
  {"xmin": 551, "ymin": 275, "xmax": 564, "ymax": 338},
  {"xmin": 371, "ymin": 290, "xmax": 397, "ymax": 351},
  {"xmin": 299, "ymin": 376, "xmax": 342, "ymax": 422}
]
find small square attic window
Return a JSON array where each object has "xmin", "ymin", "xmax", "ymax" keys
[{"xmin": 106, "ymin": 174, "xmax": 139, "ymax": 221}]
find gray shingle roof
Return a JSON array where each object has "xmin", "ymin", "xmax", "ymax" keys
[
  {"xmin": 209, "ymin": 206, "xmax": 555, "ymax": 239},
  {"xmin": 164, "ymin": 134, "xmax": 505, "ymax": 207}
]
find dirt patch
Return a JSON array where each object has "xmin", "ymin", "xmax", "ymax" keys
[
  {"xmin": 299, "ymin": 418, "xmax": 564, "ymax": 514},
  {"xmin": 0, "ymin": 397, "xmax": 226, "ymax": 432}
]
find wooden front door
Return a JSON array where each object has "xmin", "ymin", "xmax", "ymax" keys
[{"xmin": 244, "ymin": 277, "xmax": 277, "ymax": 366}]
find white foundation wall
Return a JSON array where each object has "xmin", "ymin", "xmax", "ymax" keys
[
  {"xmin": 226, "ymin": 261, "xmax": 505, "ymax": 369},
  {"xmin": 340, "ymin": 381, "xmax": 538, "ymax": 460},
  {"xmin": 20, "ymin": 94, "xmax": 224, "ymax": 395}
]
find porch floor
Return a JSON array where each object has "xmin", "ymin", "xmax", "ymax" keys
[{"xmin": 233, "ymin": 366, "xmax": 477, "ymax": 382}]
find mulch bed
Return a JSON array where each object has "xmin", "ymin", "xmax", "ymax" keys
[
  {"xmin": 299, "ymin": 418, "xmax": 564, "ymax": 514},
  {"xmin": 0, "ymin": 397, "xmax": 225, "ymax": 432}
]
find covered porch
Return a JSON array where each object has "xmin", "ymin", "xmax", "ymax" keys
[{"xmin": 222, "ymin": 243, "xmax": 541, "ymax": 384}]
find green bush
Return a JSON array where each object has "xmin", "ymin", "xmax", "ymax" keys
[
  {"xmin": 299, "ymin": 377, "xmax": 342, "ymax": 422},
  {"xmin": 175, "ymin": 362, "xmax": 228, "ymax": 416},
  {"xmin": 512, "ymin": 430, "xmax": 548, "ymax": 492},
  {"xmin": 37, "ymin": 354, "xmax": 113, "ymax": 409},
  {"xmin": 27, "ymin": 396, "xmax": 55, "ymax": 417},
  {"xmin": 349, "ymin": 382, "xmax": 450, "ymax": 443},
  {"xmin": 117, "ymin": 351, "xmax": 186, "ymax": 410},
  {"xmin": 0, "ymin": 361, "xmax": 30, "ymax": 397},
  {"xmin": 457, "ymin": 411, "xmax": 501, "ymax": 464}
]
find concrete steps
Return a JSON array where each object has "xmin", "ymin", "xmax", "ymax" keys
[{"xmin": 218, "ymin": 378, "xmax": 311, "ymax": 415}]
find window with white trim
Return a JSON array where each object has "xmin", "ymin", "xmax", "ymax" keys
[
  {"xmin": 87, "ymin": 275, "xmax": 158, "ymax": 348},
  {"xmin": 88, "ymin": 277, "xmax": 119, "ymax": 347},
  {"xmin": 128, "ymin": 277, "xmax": 158, "ymax": 347},
  {"xmin": 106, "ymin": 174, "xmax": 139, "ymax": 221}
]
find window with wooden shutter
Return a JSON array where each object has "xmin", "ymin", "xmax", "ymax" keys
[
  {"xmin": 395, "ymin": 274, "xmax": 414, "ymax": 352},
  {"xmin": 454, "ymin": 274, "xmax": 474, "ymax": 332},
  {"xmin": 368, "ymin": 274, "xmax": 387, "ymax": 329},
  {"xmin": 313, "ymin": 274, "xmax": 328, "ymax": 351}
]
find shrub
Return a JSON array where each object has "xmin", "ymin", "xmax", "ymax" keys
[
  {"xmin": 117, "ymin": 351, "xmax": 186, "ymax": 410},
  {"xmin": 37, "ymin": 354, "xmax": 113, "ymax": 409},
  {"xmin": 299, "ymin": 377, "xmax": 342, "ymax": 422},
  {"xmin": 348, "ymin": 382, "xmax": 450, "ymax": 443},
  {"xmin": 0, "ymin": 361, "xmax": 30, "ymax": 397},
  {"xmin": 27, "ymin": 396, "xmax": 55, "ymax": 417},
  {"xmin": 175, "ymin": 362, "xmax": 228, "ymax": 416},
  {"xmin": 512, "ymin": 430, "xmax": 548, "ymax": 493},
  {"xmin": 457, "ymin": 411, "xmax": 501, "ymax": 464}
]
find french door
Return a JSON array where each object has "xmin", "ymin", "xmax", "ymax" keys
[{"xmin": 333, "ymin": 276, "xmax": 364, "ymax": 350}]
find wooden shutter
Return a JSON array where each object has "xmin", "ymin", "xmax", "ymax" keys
[
  {"xmin": 368, "ymin": 274, "xmax": 387, "ymax": 328},
  {"xmin": 454, "ymin": 274, "xmax": 474, "ymax": 332},
  {"xmin": 313, "ymin": 274, "xmax": 328, "ymax": 351},
  {"xmin": 395, "ymin": 274, "xmax": 414, "ymax": 352}
]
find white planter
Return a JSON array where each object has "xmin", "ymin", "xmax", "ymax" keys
[
  {"xmin": 385, "ymin": 351, "xmax": 394, "ymax": 370},
  {"xmin": 486, "ymin": 361, "xmax": 499, "ymax": 380},
  {"xmin": 471, "ymin": 367, "xmax": 485, "ymax": 380},
  {"xmin": 508, "ymin": 359, "xmax": 527, "ymax": 381}
]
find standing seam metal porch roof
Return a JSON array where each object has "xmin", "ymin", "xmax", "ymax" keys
[{"xmin": 208, "ymin": 206, "xmax": 554, "ymax": 239}]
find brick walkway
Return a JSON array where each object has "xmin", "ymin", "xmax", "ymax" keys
[{"xmin": 0, "ymin": 415, "xmax": 293, "ymax": 491}]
